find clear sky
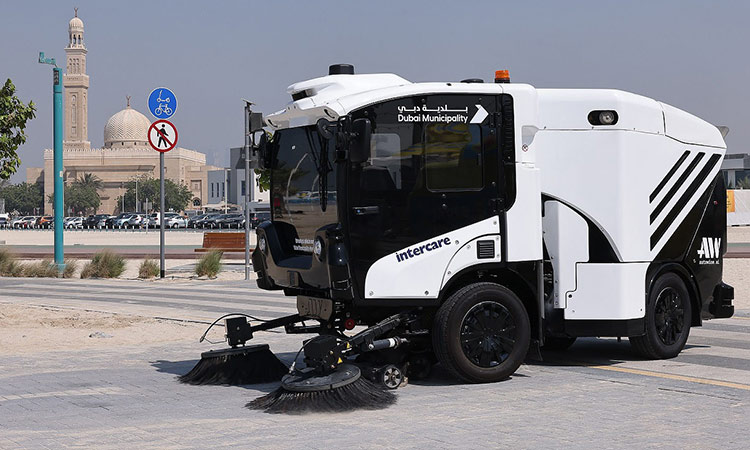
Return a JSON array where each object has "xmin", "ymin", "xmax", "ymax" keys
[{"xmin": 2, "ymin": 0, "xmax": 749, "ymax": 182}]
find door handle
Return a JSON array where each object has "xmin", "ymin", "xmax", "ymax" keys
[{"xmin": 353, "ymin": 206, "xmax": 380, "ymax": 216}]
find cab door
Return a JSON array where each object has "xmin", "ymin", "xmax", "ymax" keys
[{"xmin": 346, "ymin": 94, "xmax": 504, "ymax": 299}]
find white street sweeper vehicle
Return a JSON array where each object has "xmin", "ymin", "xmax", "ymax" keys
[{"xmin": 183, "ymin": 64, "xmax": 734, "ymax": 413}]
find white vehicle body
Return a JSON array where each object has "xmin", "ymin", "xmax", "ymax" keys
[{"xmin": 254, "ymin": 67, "xmax": 733, "ymax": 367}]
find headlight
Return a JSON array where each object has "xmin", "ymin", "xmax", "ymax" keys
[
  {"xmin": 258, "ymin": 236, "xmax": 267, "ymax": 253},
  {"xmin": 313, "ymin": 237, "xmax": 324, "ymax": 260}
]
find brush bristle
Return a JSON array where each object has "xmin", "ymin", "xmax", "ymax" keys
[
  {"xmin": 179, "ymin": 348, "xmax": 288, "ymax": 385},
  {"xmin": 246, "ymin": 377, "xmax": 397, "ymax": 414}
]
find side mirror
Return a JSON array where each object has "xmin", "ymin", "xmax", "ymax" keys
[
  {"xmin": 316, "ymin": 118, "xmax": 335, "ymax": 140},
  {"xmin": 255, "ymin": 132, "xmax": 270, "ymax": 169},
  {"xmin": 350, "ymin": 118, "xmax": 371, "ymax": 164}
]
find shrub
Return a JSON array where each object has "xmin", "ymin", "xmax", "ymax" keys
[
  {"xmin": 62, "ymin": 260, "xmax": 78, "ymax": 278},
  {"xmin": 80, "ymin": 251, "xmax": 125, "ymax": 279},
  {"xmin": 195, "ymin": 250, "xmax": 222, "ymax": 278},
  {"xmin": 138, "ymin": 259, "xmax": 160, "ymax": 279},
  {"xmin": 0, "ymin": 248, "xmax": 22, "ymax": 276},
  {"xmin": 4, "ymin": 260, "xmax": 25, "ymax": 277},
  {"xmin": 23, "ymin": 260, "xmax": 59, "ymax": 278}
]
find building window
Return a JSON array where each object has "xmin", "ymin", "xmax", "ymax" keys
[
  {"xmin": 71, "ymin": 95, "xmax": 77, "ymax": 125},
  {"xmin": 241, "ymin": 180, "xmax": 246, "ymax": 197},
  {"xmin": 211, "ymin": 183, "xmax": 214, "ymax": 197}
]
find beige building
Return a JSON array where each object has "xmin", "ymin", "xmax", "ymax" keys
[{"xmin": 28, "ymin": 10, "xmax": 218, "ymax": 214}]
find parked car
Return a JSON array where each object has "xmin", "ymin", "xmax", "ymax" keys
[
  {"xmin": 106, "ymin": 213, "xmax": 131, "ymax": 228},
  {"xmin": 250, "ymin": 212, "xmax": 271, "ymax": 228},
  {"xmin": 216, "ymin": 213, "xmax": 245, "ymax": 229},
  {"xmin": 201, "ymin": 213, "xmax": 226, "ymax": 229},
  {"xmin": 187, "ymin": 214, "xmax": 206, "ymax": 228},
  {"xmin": 0, "ymin": 214, "xmax": 9, "ymax": 228},
  {"xmin": 124, "ymin": 213, "xmax": 148, "ymax": 228},
  {"xmin": 144, "ymin": 212, "xmax": 178, "ymax": 228},
  {"xmin": 114, "ymin": 214, "xmax": 133, "ymax": 227},
  {"xmin": 12, "ymin": 216, "xmax": 36, "ymax": 229},
  {"xmin": 36, "ymin": 216, "xmax": 54, "ymax": 229},
  {"xmin": 165, "ymin": 215, "xmax": 188, "ymax": 228},
  {"xmin": 64, "ymin": 216, "xmax": 84, "ymax": 229},
  {"xmin": 85, "ymin": 214, "xmax": 110, "ymax": 229}
]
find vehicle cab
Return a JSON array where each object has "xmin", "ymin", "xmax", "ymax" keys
[{"xmin": 253, "ymin": 65, "xmax": 542, "ymax": 312}]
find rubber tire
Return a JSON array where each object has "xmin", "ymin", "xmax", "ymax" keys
[
  {"xmin": 542, "ymin": 336, "xmax": 577, "ymax": 351},
  {"xmin": 433, "ymin": 282, "xmax": 530, "ymax": 383},
  {"xmin": 629, "ymin": 273, "xmax": 691, "ymax": 359}
]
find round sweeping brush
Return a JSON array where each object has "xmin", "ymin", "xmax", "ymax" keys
[
  {"xmin": 246, "ymin": 364, "xmax": 396, "ymax": 414},
  {"xmin": 179, "ymin": 344, "xmax": 289, "ymax": 385}
]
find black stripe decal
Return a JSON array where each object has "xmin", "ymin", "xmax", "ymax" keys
[
  {"xmin": 650, "ymin": 150, "xmax": 690, "ymax": 203},
  {"xmin": 650, "ymin": 152, "xmax": 705, "ymax": 224},
  {"xmin": 650, "ymin": 154, "xmax": 721, "ymax": 249}
]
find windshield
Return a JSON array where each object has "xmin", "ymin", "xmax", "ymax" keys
[{"xmin": 270, "ymin": 125, "xmax": 337, "ymax": 253}]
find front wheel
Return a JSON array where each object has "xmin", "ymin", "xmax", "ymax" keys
[
  {"xmin": 433, "ymin": 282, "xmax": 530, "ymax": 383},
  {"xmin": 629, "ymin": 273, "xmax": 691, "ymax": 359}
]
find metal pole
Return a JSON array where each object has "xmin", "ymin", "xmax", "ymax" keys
[
  {"xmin": 135, "ymin": 178, "xmax": 139, "ymax": 212},
  {"xmin": 224, "ymin": 169, "xmax": 228, "ymax": 214},
  {"xmin": 244, "ymin": 104, "xmax": 252, "ymax": 281},
  {"xmin": 53, "ymin": 67, "xmax": 64, "ymax": 269},
  {"xmin": 159, "ymin": 153, "xmax": 165, "ymax": 278}
]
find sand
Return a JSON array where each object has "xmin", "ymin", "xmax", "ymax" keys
[{"xmin": 0, "ymin": 303, "xmax": 206, "ymax": 356}]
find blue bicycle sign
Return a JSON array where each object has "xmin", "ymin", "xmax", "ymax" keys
[{"xmin": 147, "ymin": 87, "xmax": 177, "ymax": 119}]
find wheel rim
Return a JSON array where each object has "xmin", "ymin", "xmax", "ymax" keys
[
  {"xmin": 382, "ymin": 366, "xmax": 402, "ymax": 389},
  {"xmin": 654, "ymin": 287, "xmax": 685, "ymax": 346},
  {"xmin": 460, "ymin": 301, "xmax": 516, "ymax": 368}
]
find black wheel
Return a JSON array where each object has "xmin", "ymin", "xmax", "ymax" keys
[
  {"xmin": 433, "ymin": 282, "xmax": 530, "ymax": 383},
  {"xmin": 542, "ymin": 336, "xmax": 577, "ymax": 351},
  {"xmin": 629, "ymin": 273, "xmax": 691, "ymax": 359},
  {"xmin": 378, "ymin": 364, "xmax": 404, "ymax": 390}
]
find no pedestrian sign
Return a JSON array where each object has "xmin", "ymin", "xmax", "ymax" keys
[{"xmin": 148, "ymin": 119, "xmax": 178, "ymax": 153}]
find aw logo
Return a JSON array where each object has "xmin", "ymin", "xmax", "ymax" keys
[{"xmin": 696, "ymin": 237, "xmax": 721, "ymax": 265}]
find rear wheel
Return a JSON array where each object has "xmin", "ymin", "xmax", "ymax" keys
[
  {"xmin": 433, "ymin": 282, "xmax": 530, "ymax": 383},
  {"xmin": 629, "ymin": 273, "xmax": 691, "ymax": 359}
]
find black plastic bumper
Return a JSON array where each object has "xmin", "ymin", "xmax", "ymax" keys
[{"xmin": 709, "ymin": 282, "xmax": 734, "ymax": 319}]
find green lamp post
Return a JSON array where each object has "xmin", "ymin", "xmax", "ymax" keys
[{"xmin": 38, "ymin": 52, "xmax": 64, "ymax": 268}]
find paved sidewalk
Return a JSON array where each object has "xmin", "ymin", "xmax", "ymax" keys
[{"xmin": 0, "ymin": 278, "xmax": 749, "ymax": 448}]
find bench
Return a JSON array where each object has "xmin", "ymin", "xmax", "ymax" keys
[{"xmin": 195, "ymin": 232, "xmax": 253, "ymax": 253}]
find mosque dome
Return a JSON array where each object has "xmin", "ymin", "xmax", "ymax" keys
[
  {"xmin": 69, "ymin": 16, "xmax": 84, "ymax": 32},
  {"xmin": 103, "ymin": 100, "xmax": 151, "ymax": 148}
]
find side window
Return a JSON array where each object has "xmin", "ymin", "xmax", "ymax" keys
[
  {"xmin": 363, "ymin": 123, "xmax": 422, "ymax": 195},
  {"xmin": 424, "ymin": 123, "xmax": 483, "ymax": 191}
]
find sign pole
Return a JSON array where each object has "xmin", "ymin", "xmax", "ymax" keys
[
  {"xmin": 244, "ymin": 103, "xmax": 251, "ymax": 281},
  {"xmin": 160, "ymin": 152, "xmax": 165, "ymax": 278},
  {"xmin": 146, "ymin": 86, "xmax": 178, "ymax": 279}
]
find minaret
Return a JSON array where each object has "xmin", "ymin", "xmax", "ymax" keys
[{"xmin": 63, "ymin": 7, "xmax": 90, "ymax": 150}]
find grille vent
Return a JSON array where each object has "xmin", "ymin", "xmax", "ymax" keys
[{"xmin": 477, "ymin": 240, "xmax": 495, "ymax": 259}]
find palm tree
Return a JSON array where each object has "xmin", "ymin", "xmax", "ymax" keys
[
  {"xmin": 75, "ymin": 173, "xmax": 102, "ymax": 192},
  {"xmin": 737, "ymin": 176, "xmax": 750, "ymax": 190}
]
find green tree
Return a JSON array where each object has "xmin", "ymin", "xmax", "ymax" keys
[
  {"xmin": 51, "ymin": 184, "xmax": 100, "ymax": 215},
  {"xmin": 116, "ymin": 176, "xmax": 193, "ymax": 212},
  {"xmin": 76, "ymin": 173, "xmax": 102, "ymax": 191},
  {"xmin": 254, "ymin": 168, "xmax": 270, "ymax": 192},
  {"xmin": 0, "ymin": 79, "xmax": 36, "ymax": 180},
  {"xmin": 47, "ymin": 173, "xmax": 102, "ymax": 215},
  {"xmin": 0, "ymin": 182, "xmax": 43, "ymax": 214}
]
